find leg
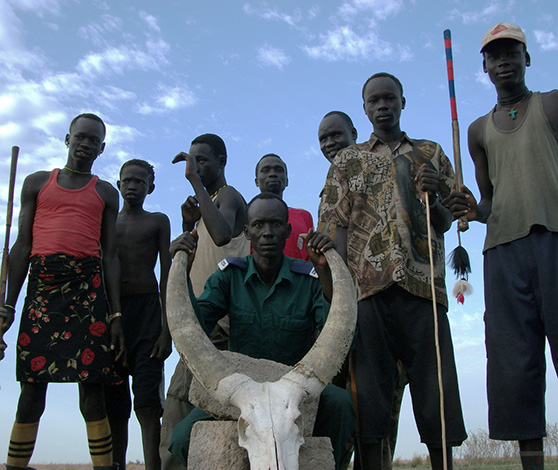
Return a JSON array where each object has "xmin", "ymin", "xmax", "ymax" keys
[
  {"xmin": 168, "ymin": 408, "xmax": 213, "ymax": 468},
  {"xmin": 79, "ymin": 382, "xmax": 113, "ymax": 469},
  {"xmin": 519, "ymin": 438, "xmax": 544, "ymax": 470},
  {"xmin": 105, "ymin": 379, "xmax": 132, "ymax": 470},
  {"xmin": 6, "ymin": 383, "xmax": 48, "ymax": 469},
  {"xmin": 160, "ymin": 361, "xmax": 194, "ymax": 470},
  {"xmin": 354, "ymin": 442, "xmax": 383, "ymax": 470},
  {"xmin": 427, "ymin": 445, "xmax": 453, "ymax": 470},
  {"xmin": 136, "ymin": 406, "xmax": 162, "ymax": 470}
]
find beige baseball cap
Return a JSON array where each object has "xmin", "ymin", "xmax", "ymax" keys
[{"xmin": 480, "ymin": 22, "xmax": 527, "ymax": 52}]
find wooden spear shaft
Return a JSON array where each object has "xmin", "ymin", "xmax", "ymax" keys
[{"xmin": 0, "ymin": 146, "xmax": 19, "ymax": 359}]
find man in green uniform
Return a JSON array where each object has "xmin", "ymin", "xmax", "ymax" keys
[{"xmin": 168, "ymin": 192, "xmax": 356, "ymax": 470}]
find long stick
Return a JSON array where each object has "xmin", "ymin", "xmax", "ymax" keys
[
  {"xmin": 0, "ymin": 146, "xmax": 19, "ymax": 359},
  {"xmin": 444, "ymin": 29, "xmax": 468, "ymax": 233},
  {"xmin": 425, "ymin": 191, "xmax": 447, "ymax": 470}
]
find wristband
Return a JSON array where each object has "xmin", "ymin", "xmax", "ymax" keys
[
  {"xmin": 109, "ymin": 312, "xmax": 122, "ymax": 322},
  {"xmin": 4, "ymin": 304, "xmax": 15, "ymax": 311}
]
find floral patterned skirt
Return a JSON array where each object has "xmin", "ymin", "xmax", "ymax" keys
[{"xmin": 16, "ymin": 254, "xmax": 116, "ymax": 383}]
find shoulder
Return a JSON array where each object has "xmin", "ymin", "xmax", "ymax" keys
[
  {"xmin": 468, "ymin": 113, "xmax": 489, "ymax": 136},
  {"xmin": 215, "ymin": 185, "xmax": 246, "ymax": 207},
  {"xmin": 287, "ymin": 258, "xmax": 318, "ymax": 278},
  {"xmin": 540, "ymin": 90, "xmax": 558, "ymax": 134},
  {"xmin": 217, "ymin": 256, "xmax": 249, "ymax": 272},
  {"xmin": 149, "ymin": 211, "xmax": 171, "ymax": 224},
  {"xmin": 24, "ymin": 170, "xmax": 51, "ymax": 190},
  {"xmin": 95, "ymin": 179, "xmax": 119, "ymax": 204}
]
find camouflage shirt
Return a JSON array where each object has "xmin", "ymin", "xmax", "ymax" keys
[{"xmin": 319, "ymin": 133, "xmax": 454, "ymax": 307}]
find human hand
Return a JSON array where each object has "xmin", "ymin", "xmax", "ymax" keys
[
  {"xmin": 305, "ymin": 228, "xmax": 334, "ymax": 270},
  {"xmin": 416, "ymin": 164, "xmax": 440, "ymax": 204},
  {"xmin": 110, "ymin": 318, "xmax": 127, "ymax": 366},
  {"xmin": 181, "ymin": 196, "xmax": 201, "ymax": 226},
  {"xmin": 172, "ymin": 152, "xmax": 200, "ymax": 183},
  {"xmin": 150, "ymin": 330, "xmax": 172, "ymax": 361},
  {"xmin": 170, "ymin": 229, "xmax": 198, "ymax": 273},
  {"xmin": 447, "ymin": 185, "xmax": 478, "ymax": 222}
]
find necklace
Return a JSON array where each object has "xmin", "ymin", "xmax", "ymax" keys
[
  {"xmin": 210, "ymin": 184, "xmax": 227, "ymax": 199},
  {"xmin": 64, "ymin": 165, "xmax": 92, "ymax": 175},
  {"xmin": 496, "ymin": 90, "xmax": 531, "ymax": 120}
]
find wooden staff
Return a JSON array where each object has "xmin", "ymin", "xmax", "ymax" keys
[
  {"xmin": 0, "ymin": 146, "xmax": 19, "ymax": 360},
  {"xmin": 444, "ymin": 29, "xmax": 472, "ymax": 302}
]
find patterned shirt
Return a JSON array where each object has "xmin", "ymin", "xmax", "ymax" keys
[{"xmin": 319, "ymin": 133, "xmax": 454, "ymax": 307}]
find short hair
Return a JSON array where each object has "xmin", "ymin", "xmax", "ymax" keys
[
  {"xmin": 191, "ymin": 133, "xmax": 227, "ymax": 158},
  {"xmin": 246, "ymin": 192, "xmax": 289, "ymax": 223},
  {"xmin": 361, "ymin": 72, "xmax": 404, "ymax": 99},
  {"xmin": 69, "ymin": 113, "xmax": 106, "ymax": 137},
  {"xmin": 321, "ymin": 111, "xmax": 355, "ymax": 130},
  {"xmin": 120, "ymin": 159, "xmax": 155, "ymax": 183},
  {"xmin": 254, "ymin": 153, "xmax": 288, "ymax": 177}
]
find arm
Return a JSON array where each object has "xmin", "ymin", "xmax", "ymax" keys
[
  {"xmin": 1, "ymin": 173, "xmax": 44, "ymax": 334},
  {"xmin": 174, "ymin": 152, "xmax": 244, "ymax": 246},
  {"xmin": 448, "ymin": 117, "xmax": 493, "ymax": 224},
  {"xmin": 98, "ymin": 181, "xmax": 125, "ymax": 362},
  {"xmin": 541, "ymin": 89, "xmax": 558, "ymax": 136},
  {"xmin": 305, "ymin": 228, "xmax": 334, "ymax": 302},
  {"xmin": 151, "ymin": 213, "xmax": 173, "ymax": 361}
]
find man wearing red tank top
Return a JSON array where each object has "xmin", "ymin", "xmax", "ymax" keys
[{"xmin": 0, "ymin": 113, "xmax": 124, "ymax": 470}]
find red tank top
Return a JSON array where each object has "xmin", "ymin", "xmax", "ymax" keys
[{"xmin": 31, "ymin": 169, "xmax": 105, "ymax": 258}]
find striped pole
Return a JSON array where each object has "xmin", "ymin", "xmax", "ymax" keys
[{"xmin": 444, "ymin": 29, "xmax": 468, "ymax": 232}]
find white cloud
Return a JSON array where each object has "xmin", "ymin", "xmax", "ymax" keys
[
  {"xmin": 338, "ymin": 0, "xmax": 403, "ymax": 21},
  {"xmin": 243, "ymin": 3, "xmax": 302, "ymax": 27},
  {"xmin": 137, "ymin": 85, "xmax": 197, "ymax": 115},
  {"xmin": 303, "ymin": 26, "xmax": 395, "ymax": 62},
  {"xmin": 534, "ymin": 30, "xmax": 558, "ymax": 51},
  {"xmin": 78, "ymin": 15, "xmax": 123, "ymax": 46},
  {"xmin": 7, "ymin": 0, "xmax": 63, "ymax": 17},
  {"xmin": 475, "ymin": 68, "xmax": 491, "ymax": 88},
  {"xmin": 139, "ymin": 11, "xmax": 161, "ymax": 32},
  {"xmin": 448, "ymin": 2, "xmax": 510, "ymax": 25},
  {"xmin": 256, "ymin": 44, "xmax": 291, "ymax": 69}
]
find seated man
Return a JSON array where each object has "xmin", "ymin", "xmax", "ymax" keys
[{"xmin": 168, "ymin": 192, "xmax": 356, "ymax": 470}]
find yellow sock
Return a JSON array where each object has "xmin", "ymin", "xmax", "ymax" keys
[
  {"xmin": 6, "ymin": 421, "xmax": 39, "ymax": 468},
  {"xmin": 86, "ymin": 417, "xmax": 113, "ymax": 467}
]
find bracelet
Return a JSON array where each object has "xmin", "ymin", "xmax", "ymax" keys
[
  {"xmin": 4, "ymin": 304, "xmax": 15, "ymax": 311},
  {"xmin": 109, "ymin": 312, "xmax": 122, "ymax": 322}
]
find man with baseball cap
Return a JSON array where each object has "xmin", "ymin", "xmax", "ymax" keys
[{"xmin": 449, "ymin": 22, "xmax": 558, "ymax": 470}]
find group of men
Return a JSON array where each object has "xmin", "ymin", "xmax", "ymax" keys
[{"xmin": 0, "ymin": 21, "xmax": 556, "ymax": 470}]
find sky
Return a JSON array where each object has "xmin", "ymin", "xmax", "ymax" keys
[{"xmin": 0, "ymin": 0, "xmax": 557, "ymax": 464}]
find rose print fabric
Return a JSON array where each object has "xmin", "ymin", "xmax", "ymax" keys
[{"xmin": 16, "ymin": 254, "xmax": 116, "ymax": 383}]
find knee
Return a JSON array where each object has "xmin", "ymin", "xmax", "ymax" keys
[
  {"xmin": 79, "ymin": 383, "xmax": 106, "ymax": 421},
  {"xmin": 168, "ymin": 418, "xmax": 192, "ymax": 468},
  {"xmin": 16, "ymin": 384, "xmax": 47, "ymax": 423}
]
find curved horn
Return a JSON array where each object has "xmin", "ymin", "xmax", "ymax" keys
[
  {"xmin": 284, "ymin": 248, "xmax": 357, "ymax": 395},
  {"xmin": 166, "ymin": 251, "xmax": 240, "ymax": 394}
]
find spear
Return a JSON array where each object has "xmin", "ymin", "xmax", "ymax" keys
[
  {"xmin": 0, "ymin": 146, "xmax": 19, "ymax": 360},
  {"xmin": 444, "ymin": 29, "xmax": 472, "ymax": 304}
]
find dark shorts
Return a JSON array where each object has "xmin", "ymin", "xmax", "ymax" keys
[
  {"xmin": 105, "ymin": 294, "xmax": 165, "ymax": 419},
  {"xmin": 484, "ymin": 228, "xmax": 558, "ymax": 440},
  {"xmin": 352, "ymin": 285, "xmax": 466, "ymax": 446}
]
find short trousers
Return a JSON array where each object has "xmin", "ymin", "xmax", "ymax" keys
[
  {"xmin": 484, "ymin": 227, "xmax": 558, "ymax": 440},
  {"xmin": 105, "ymin": 294, "xmax": 165, "ymax": 418},
  {"xmin": 352, "ymin": 284, "xmax": 466, "ymax": 446}
]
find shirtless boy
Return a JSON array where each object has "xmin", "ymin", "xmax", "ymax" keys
[{"xmin": 105, "ymin": 159, "xmax": 171, "ymax": 470}]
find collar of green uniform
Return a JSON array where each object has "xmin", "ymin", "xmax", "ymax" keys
[{"xmin": 244, "ymin": 254, "xmax": 294, "ymax": 286}]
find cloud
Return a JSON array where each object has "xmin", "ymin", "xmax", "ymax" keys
[
  {"xmin": 139, "ymin": 11, "xmax": 161, "ymax": 32},
  {"xmin": 338, "ymin": 0, "xmax": 403, "ymax": 21},
  {"xmin": 447, "ymin": 2, "xmax": 510, "ymax": 25},
  {"xmin": 303, "ymin": 26, "xmax": 398, "ymax": 62},
  {"xmin": 256, "ymin": 44, "xmax": 291, "ymax": 69},
  {"xmin": 534, "ymin": 30, "xmax": 558, "ymax": 51},
  {"xmin": 7, "ymin": 0, "xmax": 63, "ymax": 17},
  {"xmin": 475, "ymin": 68, "xmax": 491, "ymax": 88},
  {"xmin": 137, "ymin": 85, "xmax": 197, "ymax": 115},
  {"xmin": 243, "ymin": 3, "xmax": 302, "ymax": 27}
]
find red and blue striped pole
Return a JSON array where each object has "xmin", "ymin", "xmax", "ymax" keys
[{"xmin": 444, "ymin": 29, "xmax": 468, "ymax": 232}]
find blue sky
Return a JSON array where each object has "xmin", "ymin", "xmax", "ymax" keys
[{"xmin": 1, "ymin": 0, "xmax": 558, "ymax": 464}]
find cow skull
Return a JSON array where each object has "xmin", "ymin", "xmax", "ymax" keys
[{"xmin": 167, "ymin": 249, "xmax": 357, "ymax": 470}]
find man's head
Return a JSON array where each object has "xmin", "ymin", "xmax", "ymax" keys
[
  {"xmin": 255, "ymin": 154, "xmax": 288, "ymax": 197},
  {"xmin": 189, "ymin": 133, "xmax": 227, "ymax": 187},
  {"xmin": 362, "ymin": 72, "xmax": 405, "ymax": 132},
  {"xmin": 481, "ymin": 23, "xmax": 530, "ymax": 88},
  {"xmin": 245, "ymin": 193, "xmax": 291, "ymax": 259},
  {"xmin": 318, "ymin": 111, "xmax": 357, "ymax": 163},
  {"xmin": 65, "ymin": 113, "xmax": 106, "ymax": 163},
  {"xmin": 118, "ymin": 159, "xmax": 155, "ymax": 206}
]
